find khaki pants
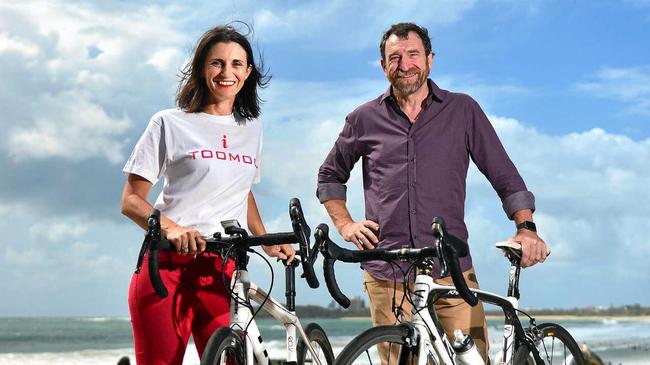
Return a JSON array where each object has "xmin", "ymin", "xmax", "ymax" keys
[{"xmin": 363, "ymin": 268, "xmax": 489, "ymax": 364}]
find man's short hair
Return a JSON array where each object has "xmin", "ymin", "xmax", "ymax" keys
[{"xmin": 380, "ymin": 22, "xmax": 433, "ymax": 60}]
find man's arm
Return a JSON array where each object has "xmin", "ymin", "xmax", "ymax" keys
[
  {"xmin": 464, "ymin": 97, "xmax": 548, "ymax": 268},
  {"xmin": 317, "ymin": 116, "xmax": 379, "ymax": 250},
  {"xmin": 323, "ymin": 199, "xmax": 379, "ymax": 250},
  {"xmin": 247, "ymin": 191, "xmax": 295, "ymax": 263},
  {"xmin": 511, "ymin": 209, "xmax": 548, "ymax": 268}
]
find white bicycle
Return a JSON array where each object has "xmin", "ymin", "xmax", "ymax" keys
[
  {"xmin": 144, "ymin": 198, "xmax": 335, "ymax": 365},
  {"xmin": 315, "ymin": 217, "xmax": 584, "ymax": 365}
]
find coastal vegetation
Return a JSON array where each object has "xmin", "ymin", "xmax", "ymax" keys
[{"xmin": 254, "ymin": 299, "xmax": 650, "ymax": 318}]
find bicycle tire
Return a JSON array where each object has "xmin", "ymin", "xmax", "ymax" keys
[
  {"xmin": 336, "ymin": 325, "xmax": 428, "ymax": 365},
  {"xmin": 201, "ymin": 327, "xmax": 246, "ymax": 365},
  {"xmin": 513, "ymin": 322, "xmax": 585, "ymax": 365},
  {"xmin": 297, "ymin": 323, "xmax": 335, "ymax": 365}
]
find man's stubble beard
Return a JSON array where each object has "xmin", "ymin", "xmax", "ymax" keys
[{"xmin": 390, "ymin": 65, "xmax": 430, "ymax": 96}]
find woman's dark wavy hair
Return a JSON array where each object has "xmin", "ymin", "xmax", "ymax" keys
[{"xmin": 176, "ymin": 22, "xmax": 270, "ymax": 121}]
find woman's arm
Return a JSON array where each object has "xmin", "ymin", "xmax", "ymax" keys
[
  {"xmin": 120, "ymin": 173, "xmax": 205, "ymax": 254},
  {"xmin": 247, "ymin": 191, "xmax": 295, "ymax": 262}
]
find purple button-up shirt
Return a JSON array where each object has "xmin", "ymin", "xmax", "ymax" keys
[{"xmin": 317, "ymin": 80, "xmax": 535, "ymax": 280}]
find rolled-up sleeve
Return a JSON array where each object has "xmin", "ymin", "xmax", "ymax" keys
[
  {"xmin": 465, "ymin": 97, "xmax": 535, "ymax": 219},
  {"xmin": 317, "ymin": 116, "xmax": 360, "ymax": 203}
]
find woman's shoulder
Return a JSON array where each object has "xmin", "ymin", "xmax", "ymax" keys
[{"xmin": 150, "ymin": 108, "xmax": 190, "ymax": 124}]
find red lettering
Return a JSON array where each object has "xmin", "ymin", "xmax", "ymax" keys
[
  {"xmin": 229, "ymin": 153, "xmax": 240, "ymax": 162},
  {"xmin": 216, "ymin": 151, "xmax": 226, "ymax": 160},
  {"xmin": 201, "ymin": 150, "xmax": 213, "ymax": 158},
  {"xmin": 189, "ymin": 151, "xmax": 199, "ymax": 159},
  {"xmin": 243, "ymin": 155, "xmax": 253, "ymax": 164}
]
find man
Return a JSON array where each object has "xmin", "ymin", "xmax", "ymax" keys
[{"xmin": 317, "ymin": 23, "xmax": 548, "ymax": 363}]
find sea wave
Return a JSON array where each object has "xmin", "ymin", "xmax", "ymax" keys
[
  {"xmin": 0, "ymin": 347, "xmax": 201, "ymax": 365},
  {"xmin": 78, "ymin": 317, "xmax": 130, "ymax": 323}
]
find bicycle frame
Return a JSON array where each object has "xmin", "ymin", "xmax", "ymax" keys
[
  {"xmin": 405, "ymin": 257, "xmax": 538, "ymax": 365},
  {"xmin": 228, "ymin": 259, "xmax": 324, "ymax": 365}
]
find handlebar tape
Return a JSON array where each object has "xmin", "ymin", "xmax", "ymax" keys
[
  {"xmin": 145, "ymin": 209, "xmax": 169, "ymax": 299},
  {"xmin": 148, "ymin": 244, "xmax": 169, "ymax": 299},
  {"xmin": 431, "ymin": 216, "xmax": 477, "ymax": 306},
  {"xmin": 246, "ymin": 232, "xmax": 299, "ymax": 246},
  {"xmin": 447, "ymin": 252, "xmax": 478, "ymax": 306},
  {"xmin": 301, "ymin": 257, "xmax": 320, "ymax": 289},
  {"xmin": 290, "ymin": 198, "xmax": 319, "ymax": 289},
  {"xmin": 324, "ymin": 257, "xmax": 351, "ymax": 308}
]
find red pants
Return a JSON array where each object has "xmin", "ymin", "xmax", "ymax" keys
[{"xmin": 129, "ymin": 251, "xmax": 235, "ymax": 365}]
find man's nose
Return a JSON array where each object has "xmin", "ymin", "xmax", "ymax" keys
[{"xmin": 398, "ymin": 57, "xmax": 413, "ymax": 71}]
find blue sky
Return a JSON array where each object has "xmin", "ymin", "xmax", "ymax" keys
[{"xmin": 1, "ymin": 0, "xmax": 649, "ymax": 316}]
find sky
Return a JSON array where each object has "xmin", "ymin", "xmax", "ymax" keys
[{"xmin": 1, "ymin": 0, "xmax": 649, "ymax": 317}]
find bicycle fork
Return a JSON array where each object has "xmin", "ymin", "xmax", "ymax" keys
[
  {"xmin": 412, "ymin": 275, "xmax": 455, "ymax": 365},
  {"xmin": 231, "ymin": 270, "xmax": 272, "ymax": 365}
]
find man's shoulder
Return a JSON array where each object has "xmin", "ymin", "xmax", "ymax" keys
[{"xmin": 443, "ymin": 89, "xmax": 478, "ymax": 106}]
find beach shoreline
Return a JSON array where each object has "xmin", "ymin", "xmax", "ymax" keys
[
  {"xmin": 485, "ymin": 314, "xmax": 650, "ymax": 322},
  {"xmin": 341, "ymin": 315, "xmax": 650, "ymax": 322}
]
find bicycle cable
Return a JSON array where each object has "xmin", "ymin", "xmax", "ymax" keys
[
  {"xmin": 217, "ymin": 243, "xmax": 277, "ymax": 334},
  {"xmin": 244, "ymin": 248, "xmax": 274, "ymax": 334}
]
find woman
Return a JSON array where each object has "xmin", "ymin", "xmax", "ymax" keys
[{"xmin": 120, "ymin": 24, "xmax": 295, "ymax": 365}]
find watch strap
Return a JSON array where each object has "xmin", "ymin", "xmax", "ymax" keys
[{"xmin": 516, "ymin": 221, "xmax": 537, "ymax": 232}]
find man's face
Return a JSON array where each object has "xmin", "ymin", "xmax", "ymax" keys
[{"xmin": 381, "ymin": 31, "xmax": 433, "ymax": 96}]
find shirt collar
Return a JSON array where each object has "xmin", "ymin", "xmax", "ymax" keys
[{"xmin": 380, "ymin": 79, "xmax": 445, "ymax": 105}]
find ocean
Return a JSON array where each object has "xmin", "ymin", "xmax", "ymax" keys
[{"xmin": 1, "ymin": 316, "xmax": 649, "ymax": 364}]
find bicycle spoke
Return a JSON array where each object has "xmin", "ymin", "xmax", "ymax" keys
[{"xmin": 364, "ymin": 349, "xmax": 373, "ymax": 365}]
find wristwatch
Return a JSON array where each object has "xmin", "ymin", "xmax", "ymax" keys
[{"xmin": 516, "ymin": 221, "xmax": 537, "ymax": 232}]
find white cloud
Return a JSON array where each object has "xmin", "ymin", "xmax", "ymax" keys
[
  {"xmin": 576, "ymin": 66, "xmax": 650, "ymax": 115},
  {"xmin": 0, "ymin": 0, "xmax": 189, "ymax": 163},
  {"xmin": 0, "ymin": 31, "xmax": 39, "ymax": 58},
  {"xmin": 9, "ymin": 91, "xmax": 131, "ymax": 163},
  {"xmin": 29, "ymin": 219, "xmax": 89, "ymax": 242},
  {"xmin": 250, "ymin": 0, "xmax": 477, "ymax": 49}
]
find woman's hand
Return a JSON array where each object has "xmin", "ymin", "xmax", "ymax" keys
[
  {"xmin": 164, "ymin": 224, "xmax": 206, "ymax": 255},
  {"xmin": 262, "ymin": 244, "xmax": 296, "ymax": 264}
]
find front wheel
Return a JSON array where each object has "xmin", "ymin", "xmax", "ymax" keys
[
  {"xmin": 297, "ymin": 323, "xmax": 335, "ymax": 365},
  {"xmin": 201, "ymin": 327, "xmax": 246, "ymax": 365},
  {"xmin": 336, "ymin": 325, "xmax": 427, "ymax": 365},
  {"xmin": 513, "ymin": 323, "xmax": 585, "ymax": 365}
]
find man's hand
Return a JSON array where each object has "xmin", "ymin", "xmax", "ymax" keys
[
  {"xmin": 513, "ymin": 229, "xmax": 548, "ymax": 268},
  {"xmin": 340, "ymin": 220, "xmax": 380, "ymax": 250},
  {"xmin": 262, "ymin": 244, "xmax": 296, "ymax": 264}
]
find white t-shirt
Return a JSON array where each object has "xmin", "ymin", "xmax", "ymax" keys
[{"xmin": 123, "ymin": 109, "xmax": 263, "ymax": 236}]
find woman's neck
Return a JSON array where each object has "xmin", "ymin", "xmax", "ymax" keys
[{"xmin": 202, "ymin": 100, "xmax": 235, "ymax": 116}]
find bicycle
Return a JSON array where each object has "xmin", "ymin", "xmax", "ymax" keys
[
  {"xmin": 142, "ymin": 198, "xmax": 335, "ymax": 365},
  {"xmin": 314, "ymin": 217, "xmax": 584, "ymax": 365}
]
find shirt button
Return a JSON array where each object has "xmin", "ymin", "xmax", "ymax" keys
[
  {"xmin": 414, "ymin": 235, "xmax": 418, "ymax": 240},
  {"xmin": 410, "ymin": 209, "xmax": 416, "ymax": 214},
  {"xmin": 410, "ymin": 182, "xmax": 415, "ymax": 187}
]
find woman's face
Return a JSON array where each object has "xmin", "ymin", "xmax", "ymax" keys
[{"xmin": 203, "ymin": 41, "xmax": 252, "ymax": 105}]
